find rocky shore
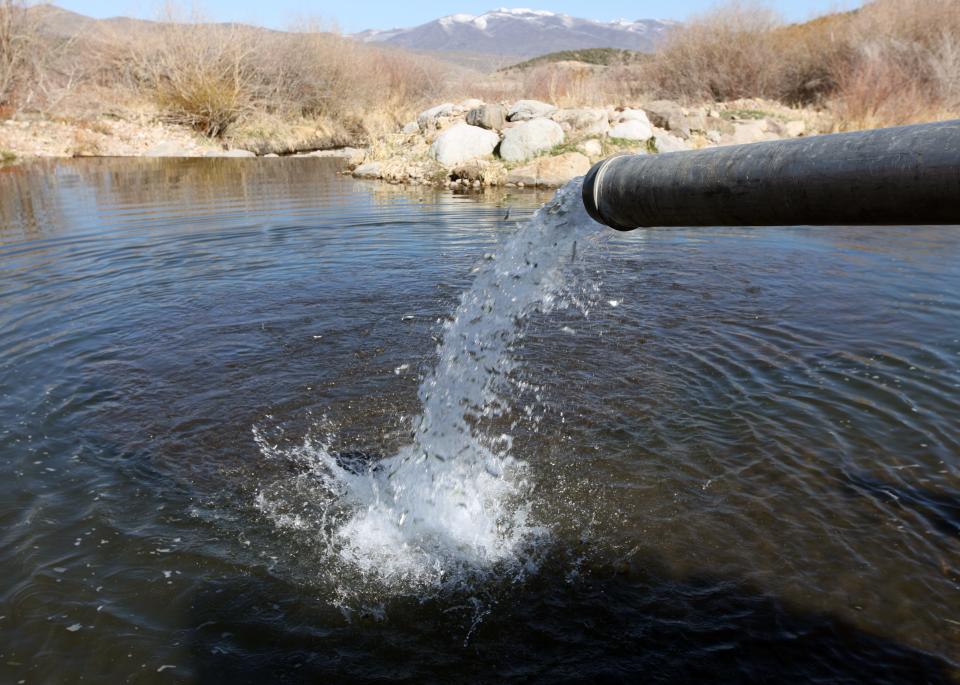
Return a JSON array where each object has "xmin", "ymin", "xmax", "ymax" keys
[
  {"xmin": 347, "ymin": 97, "xmax": 822, "ymax": 190},
  {"xmin": 0, "ymin": 97, "xmax": 823, "ymax": 190}
]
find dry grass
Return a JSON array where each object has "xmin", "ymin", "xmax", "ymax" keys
[
  {"xmin": 90, "ymin": 12, "xmax": 461, "ymax": 140},
  {"xmin": 1, "ymin": 1, "xmax": 79, "ymax": 112},
  {"xmin": 830, "ymin": 0, "xmax": 960, "ymax": 128},
  {"xmin": 5, "ymin": 0, "xmax": 957, "ymax": 146},
  {"xmin": 639, "ymin": 0, "xmax": 960, "ymax": 129},
  {"xmin": 0, "ymin": 0, "xmax": 38, "ymax": 107},
  {"xmin": 257, "ymin": 26, "xmax": 456, "ymax": 132},
  {"xmin": 645, "ymin": 2, "xmax": 784, "ymax": 102},
  {"xmin": 117, "ymin": 13, "xmax": 259, "ymax": 137}
]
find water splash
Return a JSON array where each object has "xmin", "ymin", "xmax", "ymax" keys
[{"xmin": 256, "ymin": 179, "xmax": 600, "ymax": 589}]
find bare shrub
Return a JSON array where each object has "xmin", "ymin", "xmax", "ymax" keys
[
  {"xmin": 637, "ymin": 0, "xmax": 959, "ymax": 128},
  {"xmin": 517, "ymin": 64, "xmax": 600, "ymax": 106},
  {"xmin": 152, "ymin": 24, "xmax": 255, "ymax": 137},
  {"xmin": 829, "ymin": 44, "xmax": 933, "ymax": 130},
  {"xmin": 0, "ymin": 0, "xmax": 39, "ymax": 108},
  {"xmin": 245, "ymin": 22, "xmax": 458, "ymax": 139},
  {"xmin": 928, "ymin": 31, "xmax": 960, "ymax": 110},
  {"xmin": 0, "ymin": 2, "xmax": 82, "ymax": 113},
  {"xmin": 830, "ymin": 0, "xmax": 960, "ymax": 128},
  {"xmin": 644, "ymin": 2, "xmax": 783, "ymax": 102}
]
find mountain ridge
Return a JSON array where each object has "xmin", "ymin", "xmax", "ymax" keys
[{"xmin": 353, "ymin": 8, "xmax": 676, "ymax": 58}]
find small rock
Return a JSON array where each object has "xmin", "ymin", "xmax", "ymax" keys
[
  {"xmin": 608, "ymin": 119, "xmax": 653, "ymax": 141},
  {"xmin": 417, "ymin": 103, "xmax": 457, "ymax": 132},
  {"xmin": 552, "ymin": 108, "xmax": 609, "ymax": 136},
  {"xmin": 215, "ymin": 149, "xmax": 256, "ymax": 158},
  {"xmin": 144, "ymin": 141, "xmax": 190, "ymax": 157},
  {"xmin": 578, "ymin": 139, "xmax": 603, "ymax": 157},
  {"xmin": 466, "ymin": 104, "xmax": 507, "ymax": 131},
  {"xmin": 507, "ymin": 99, "xmax": 557, "ymax": 122},
  {"xmin": 653, "ymin": 129, "xmax": 691, "ymax": 153},
  {"xmin": 644, "ymin": 100, "xmax": 684, "ymax": 129},
  {"xmin": 506, "ymin": 152, "xmax": 591, "ymax": 187},
  {"xmin": 429, "ymin": 122, "xmax": 500, "ymax": 166},
  {"xmin": 264, "ymin": 153, "xmax": 279, "ymax": 158},
  {"xmin": 784, "ymin": 120, "xmax": 806, "ymax": 137},
  {"xmin": 352, "ymin": 162, "xmax": 382, "ymax": 179},
  {"xmin": 499, "ymin": 118, "xmax": 564, "ymax": 162},
  {"xmin": 643, "ymin": 100, "xmax": 704, "ymax": 139},
  {"xmin": 726, "ymin": 120, "xmax": 777, "ymax": 145},
  {"xmin": 401, "ymin": 121, "xmax": 419, "ymax": 134},
  {"xmin": 451, "ymin": 159, "xmax": 489, "ymax": 182},
  {"xmin": 615, "ymin": 109, "xmax": 653, "ymax": 127}
]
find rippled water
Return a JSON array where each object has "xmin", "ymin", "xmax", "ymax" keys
[{"xmin": 1, "ymin": 158, "xmax": 958, "ymax": 683}]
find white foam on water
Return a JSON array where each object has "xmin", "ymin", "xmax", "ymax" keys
[{"xmin": 255, "ymin": 179, "xmax": 600, "ymax": 590}]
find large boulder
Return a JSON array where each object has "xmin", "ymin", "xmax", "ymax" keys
[
  {"xmin": 506, "ymin": 152, "xmax": 591, "ymax": 187},
  {"xmin": 507, "ymin": 99, "xmax": 557, "ymax": 122},
  {"xmin": 608, "ymin": 119, "xmax": 653, "ymax": 141},
  {"xmin": 499, "ymin": 118, "xmax": 565, "ymax": 162},
  {"xmin": 429, "ymin": 122, "xmax": 500, "ymax": 166},
  {"xmin": 466, "ymin": 104, "xmax": 507, "ymax": 131},
  {"xmin": 551, "ymin": 108, "xmax": 609, "ymax": 136},
  {"xmin": 417, "ymin": 103, "xmax": 458, "ymax": 132}
]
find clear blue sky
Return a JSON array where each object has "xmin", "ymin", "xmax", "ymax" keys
[{"xmin": 56, "ymin": 0, "xmax": 864, "ymax": 33}]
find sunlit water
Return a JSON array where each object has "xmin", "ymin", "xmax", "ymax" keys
[{"xmin": 1, "ymin": 158, "xmax": 958, "ymax": 683}]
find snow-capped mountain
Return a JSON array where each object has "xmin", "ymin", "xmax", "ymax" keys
[{"xmin": 353, "ymin": 8, "xmax": 676, "ymax": 58}]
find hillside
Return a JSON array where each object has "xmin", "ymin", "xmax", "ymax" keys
[{"xmin": 501, "ymin": 48, "xmax": 649, "ymax": 71}]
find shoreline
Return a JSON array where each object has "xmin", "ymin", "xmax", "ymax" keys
[{"xmin": 1, "ymin": 96, "xmax": 826, "ymax": 192}]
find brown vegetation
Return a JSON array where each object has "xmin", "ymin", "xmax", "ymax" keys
[
  {"xmin": 7, "ymin": 5, "xmax": 461, "ymax": 145},
  {"xmin": 1, "ymin": 0, "xmax": 957, "ymax": 154},
  {"xmin": 76, "ymin": 11, "xmax": 459, "ymax": 142},
  {"xmin": 0, "ymin": 0, "xmax": 37, "ymax": 108},
  {"xmin": 464, "ymin": 0, "xmax": 960, "ymax": 129},
  {"xmin": 642, "ymin": 0, "xmax": 960, "ymax": 129}
]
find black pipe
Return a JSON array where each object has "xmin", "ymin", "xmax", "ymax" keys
[{"xmin": 582, "ymin": 119, "xmax": 960, "ymax": 230}]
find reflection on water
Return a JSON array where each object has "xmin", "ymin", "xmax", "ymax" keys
[{"xmin": 0, "ymin": 158, "xmax": 958, "ymax": 683}]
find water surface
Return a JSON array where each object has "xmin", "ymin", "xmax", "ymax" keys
[{"xmin": 1, "ymin": 158, "xmax": 958, "ymax": 683}]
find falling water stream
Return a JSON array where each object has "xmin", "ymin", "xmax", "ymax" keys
[{"xmin": 254, "ymin": 180, "xmax": 602, "ymax": 591}]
